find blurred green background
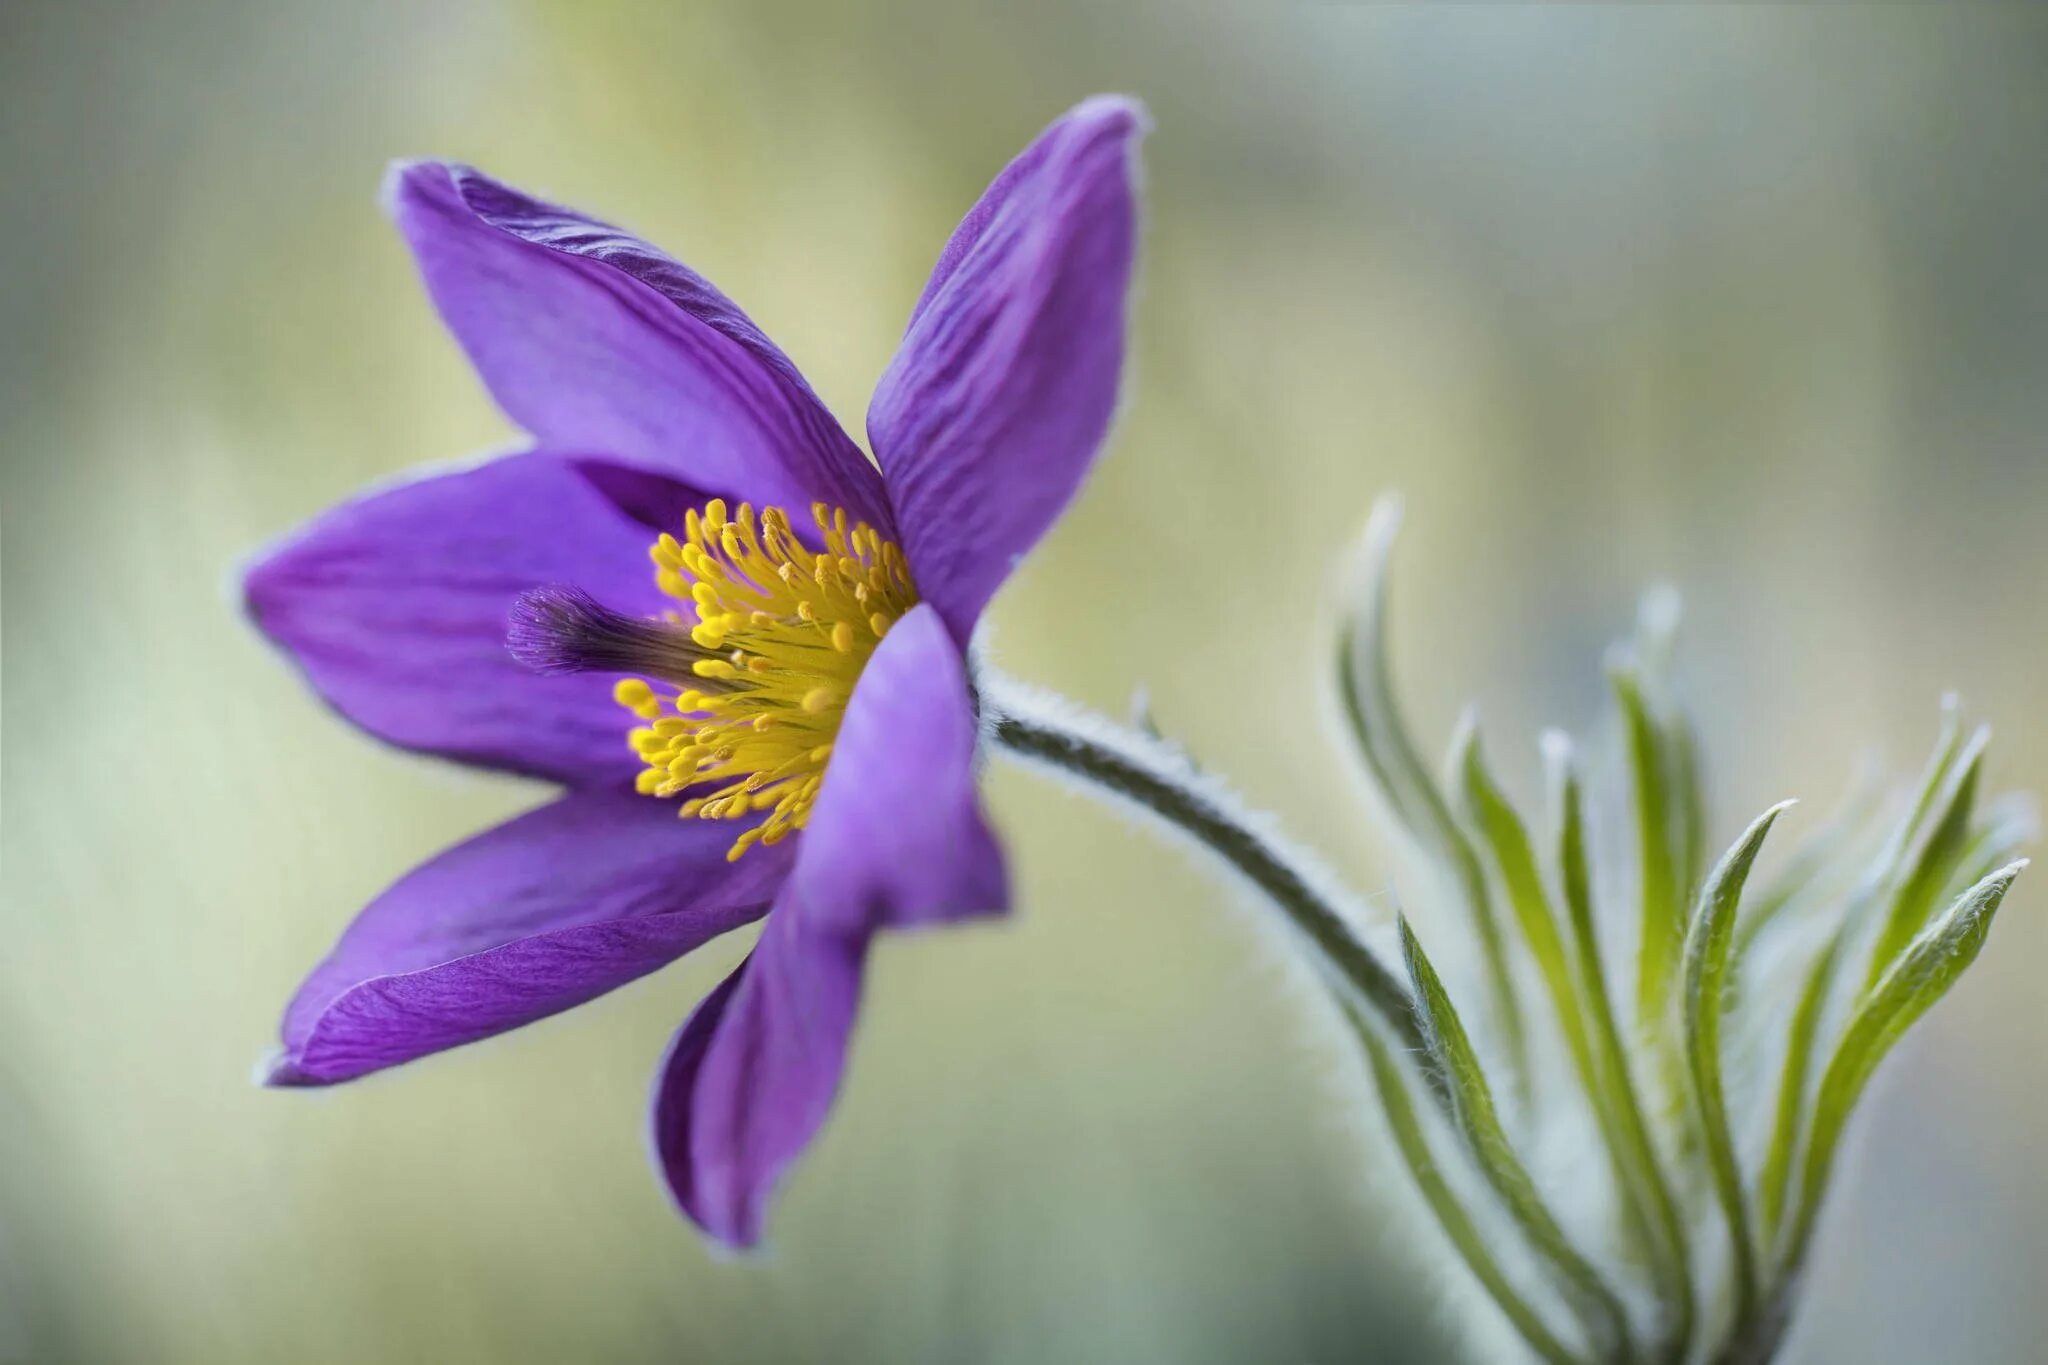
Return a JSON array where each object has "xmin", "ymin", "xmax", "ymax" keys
[{"xmin": 5, "ymin": 4, "xmax": 2046, "ymax": 1361}]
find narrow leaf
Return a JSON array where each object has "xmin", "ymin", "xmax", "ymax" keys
[
  {"xmin": 1732, "ymin": 762, "xmax": 1883, "ymax": 988},
  {"xmin": 1454, "ymin": 723, "xmax": 1600, "ymax": 1102},
  {"xmin": 1669, "ymin": 715, "xmax": 1708, "ymax": 921},
  {"xmin": 1336, "ymin": 498, "xmax": 1528, "ymax": 1092},
  {"xmin": 1632, "ymin": 586, "xmax": 1706, "ymax": 906},
  {"xmin": 1610, "ymin": 660, "xmax": 1683, "ymax": 1037},
  {"xmin": 1856, "ymin": 700, "xmax": 1966, "ymax": 902},
  {"xmin": 1682, "ymin": 799, "xmax": 1796, "ymax": 1327},
  {"xmin": 1757, "ymin": 928, "xmax": 1841, "ymax": 1246},
  {"xmin": 1343, "ymin": 1003, "xmax": 1580, "ymax": 1365},
  {"xmin": 1751, "ymin": 708, "xmax": 1974, "ymax": 1259},
  {"xmin": 1783, "ymin": 862, "xmax": 2026, "ymax": 1278},
  {"xmin": 1403, "ymin": 919, "xmax": 1635, "ymax": 1360},
  {"xmin": 1546, "ymin": 733, "xmax": 1696, "ymax": 1356},
  {"xmin": 1947, "ymin": 793, "xmax": 2037, "ymax": 897},
  {"xmin": 1864, "ymin": 728, "xmax": 1986, "ymax": 989}
]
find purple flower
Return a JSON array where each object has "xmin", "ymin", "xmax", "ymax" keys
[{"xmin": 245, "ymin": 96, "xmax": 1145, "ymax": 1247}]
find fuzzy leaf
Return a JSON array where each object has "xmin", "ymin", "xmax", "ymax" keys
[
  {"xmin": 1546, "ymin": 734, "xmax": 1696, "ymax": 1355},
  {"xmin": 1402, "ymin": 919, "xmax": 1634, "ymax": 1359},
  {"xmin": 1343, "ymin": 1003, "xmax": 1579, "ymax": 1365},
  {"xmin": 1757, "ymin": 928, "xmax": 1841, "ymax": 1246},
  {"xmin": 1682, "ymin": 799, "xmax": 1795, "ymax": 1324},
  {"xmin": 1732, "ymin": 764, "xmax": 1883, "ymax": 990},
  {"xmin": 1864, "ymin": 727, "xmax": 1986, "ymax": 989},
  {"xmin": 1948, "ymin": 793, "xmax": 2038, "ymax": 897},
  {"xmin": 1669, "ymin": 716, "xmax": 1708, "ymax": 921},
  {"xmin": 1752, "ymin": 709, "xmax": 1975, "ymax": 1257},
  {"xmin": 1783, "ymin": 862, "xmax": 2025, "ymax": 1275},
  {"xmin": 1336, "ymin": 498, "xmax": 1529, "ymax": 1091},
  {"xmin": 1857, "ymin": 700, "xmax": 1966, "ymax": 901},
  {"xmin": 1454, "ymin": 723, "xmax": 1600, "ymax": 1100},
  {"xmin": 1610, "ymin": 660, "xmax": 1684, "ymax": 1035}
]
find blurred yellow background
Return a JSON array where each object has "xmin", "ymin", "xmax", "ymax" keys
[{"xmin": 5, "ymin": 4, "xmax": 2046, "ymax": 1361}]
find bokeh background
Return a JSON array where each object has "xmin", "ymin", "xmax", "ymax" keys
[{"xmin": 5, "ymin": 4, "xmax": 2046, "ymax": 1361}]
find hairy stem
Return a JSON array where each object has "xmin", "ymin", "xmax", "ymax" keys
[
  {"xmin": 985, "ymin": 674, "xmax": 1600, "ymax": 1362},
  {"xmin": 984, "ymin": 678, "xmax": 1422, "ymax": 1053}
]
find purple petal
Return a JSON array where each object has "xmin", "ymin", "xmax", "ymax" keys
[
  {"xmin": 269, "ymin": 789, "xmax": 793, "ymax": 1087},
  {"xmin": 783, "ymin": 602, "xmax": 1007, "ymax": 935},
  {"xmin": 868, "ymin": 97, "xmax": 1145, "ymax": 644},
  {"xmin": 388, "ymin": 161, "xmax": 892, "ymax": 531},
  {"xmin": 245, "ymin": 450, "xmax": 678, "ymax": 786},
  {"xmin": 648, "ymin": 913, "xmax": 859, "ymax": 1247},
  {"xmin": 650, "ymin": 604, "xmax": 1004, "ymax": 1245}
]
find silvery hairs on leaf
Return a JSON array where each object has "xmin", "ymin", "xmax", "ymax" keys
[
  {"xmin": 975, "ymin": 494, "xmax": 2022, "ymax": 1365},
  {"xmin": 1319, "ymin": 495, "xmax": 2028, "ymax": 1365}
]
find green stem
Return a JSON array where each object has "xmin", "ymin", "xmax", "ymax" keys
[
  {"xmin": 985, "ymin": 683, "xmax": 1424, "ymax": 1060},
  {"xmin": 987, "ymin": 679, "xmax": 1597, "ymax": 1361}
]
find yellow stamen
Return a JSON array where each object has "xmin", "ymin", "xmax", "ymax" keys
[{"xmin": 613, "ymin": 502, "xmax": 918, "ymax": 859}]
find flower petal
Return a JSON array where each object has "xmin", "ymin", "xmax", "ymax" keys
[
  {"xmin": 245, "ymin": 450, "xmax": 680, "ymax": 785},
  {"xmin": 388, "ymin": 161, "xmax": 891, "ymax": 530},
  {"xmin": 268, "ymin": 789, "xmax": 793, "ymax": 1087},
  {"xmin": 647, "ymin": 913, "xmax": 858, "ymax": 1248},
  {"xmin": 867, "ymin": 96, "xmax": 1145, "ymax": 644},
  {"xmin": 784, "ymin": 602, "xmax": 1007, "ymax": 934},
  {"xmin": 649, "ymin": 604, "xmax": 1005, "ymax": 1245}
]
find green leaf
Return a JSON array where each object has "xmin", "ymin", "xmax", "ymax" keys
[
  {"xmin": 1863, "ymin": 727, "xmax": 1986, "ymax": 989},
  {"xmin": 1402, "ymin": 919, "xmax": 1635, "ymax": 1360},
  {"xmin": 1634, "ymin": 583, "xmax": 1706, "ymax": 910},
  {"xmin": 1756, "ymin": 927, "xmax": 1841, "ymax": 1247},
  {"xmin": 1947, "ymin": 792, "xmax": 2036, "ymax": 897},
  {"xmin": 1682, "ymin": 799, "xmax": 1796, "ymax": 1329},
  {"xmin": 1782, "ymin": 861, "xmax": 2026, "ymax": 1278},
  {"xmin": 1861, "ymin": 699, "xmax": 1966, "ymax": 896},
  {"xmin": 1669, "ymin": 715, "xmax": 1708, "ymax": 924},
  {"xmin": 1732, "ymin": 763, "xmax": 1884, "ymax": 991},
  {"xmin": 1342, "ymin": 1003, "xmax": 1581, "ymax": 1365},
  {"xmin": 1751, "ymin": 708, "xmax": 1975, "ymax": 1258},
  {"xmin": 1610, "ymin": 659, "xmax": 1684, "ymax": 1038},
  {"xmin": 1546, "ymin": 733, "xmax": 1696, "ymax": 1357},
  {"xmin": 1336, "ymin": 498, "xmax": 1529, "ymax": 1095},
  {"xmin": 1454, "ymin": 723, "xmax": 1600, "ymax": 1103}
]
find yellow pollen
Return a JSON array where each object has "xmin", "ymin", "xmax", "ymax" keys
[
  {"xmin": 612, "ymin": 677, "xmax": 663, "ymax": 720},
  {"xmin": 614, "ymin": 502, "xmax": 918, "ymax": 860}
]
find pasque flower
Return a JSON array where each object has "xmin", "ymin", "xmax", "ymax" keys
[{"xmin": 246, "ymin": 96, "xmax": 1143, "ymax": 1246}]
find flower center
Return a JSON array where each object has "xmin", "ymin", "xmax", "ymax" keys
[{"xmin": 614, "ymin": 499, "xmax": 918, "ymax": 862}]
